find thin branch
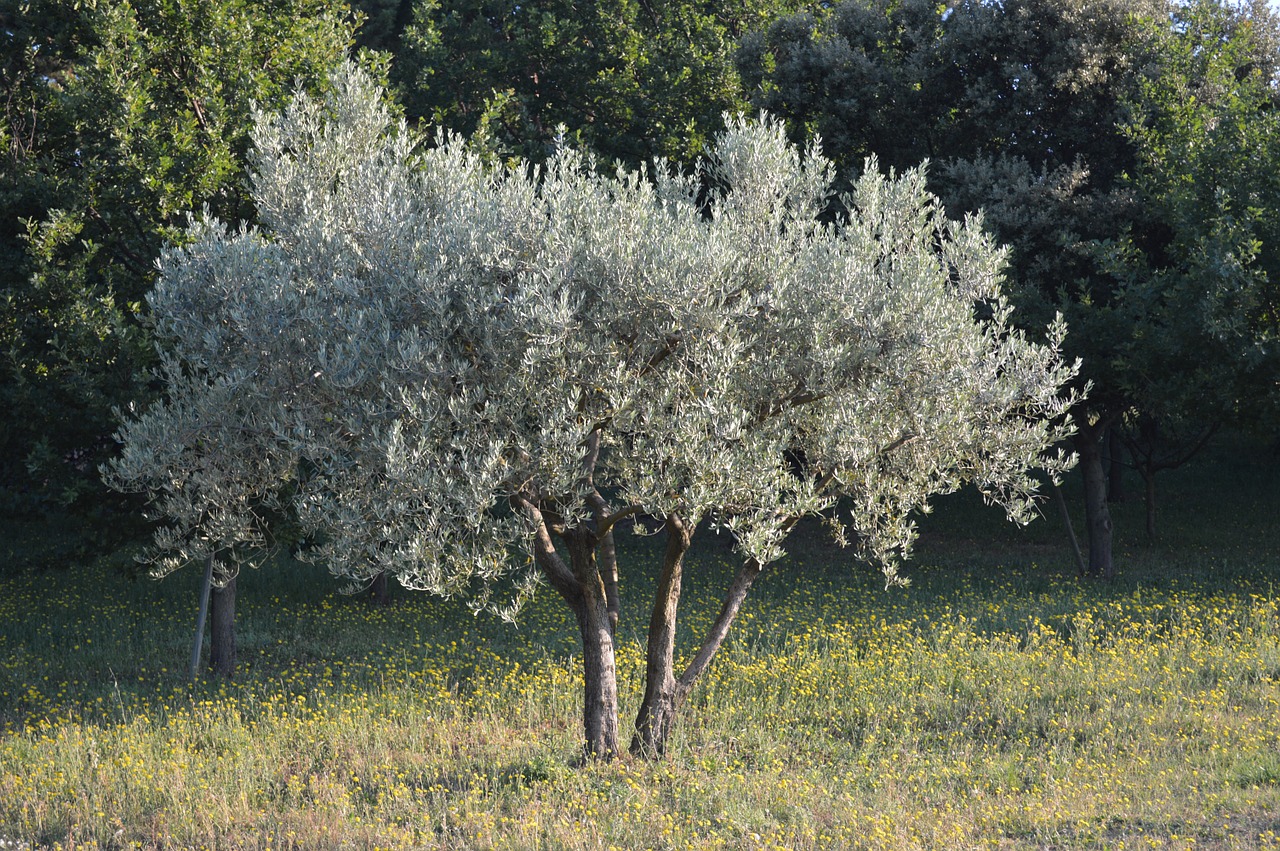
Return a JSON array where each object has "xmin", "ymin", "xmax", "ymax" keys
[
  {"xmin": 674, "ymin": 557, "xmax": 762, "ymax": 699},
  {"xmin": 877, "ymin": 433, "xmax": 918, "ymax": 456},
  {"xmin": 1157, "ymin": 422, "xmax": 1219, "ymax": 472},
  {"xmin": 1052, "ymin": 480, "xmax": 1087, "ymax": 578},
  {"xmin": 752, "ymin": 380, "xmax": 833, "ymax": 426}
]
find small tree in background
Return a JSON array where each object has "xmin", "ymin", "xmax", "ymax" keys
[
  {"xmin": 107, "ymin": 64, "xmax": 1077, "ymax": 758},
  {"xmin": 1106, "ymin": 0, "xmax": 1280, "ymax": 536}
]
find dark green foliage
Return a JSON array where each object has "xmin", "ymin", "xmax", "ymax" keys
[
  {"xmin": 393, "ymin": 0, "xmax": 806, "ymax": 167},
  {"xmin": 0, "ymin": 0, "xmax": 356, "ymax": 513},
  {"xmin": 1109, "ymin": 0, "xmax": 1280, "ymax": 430},
  {"xmin": 349, "ymin": 0, "xmax": 415, "ymax": 52}
]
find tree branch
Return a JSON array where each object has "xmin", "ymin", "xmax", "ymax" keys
[
  {"xmin": 587, "ymin": 489, "xmax": 622, "ymax": 631},
  {"xmin": 511, "ymin": 493, "xmax": 579, "ymax": 602},
  {"xmin": 596, "ymin": 503, "xmax": 642, "ymax": 538},
  {"xmin": 639, "ymin": 333, "xmax": 682, "ymax": 378}
]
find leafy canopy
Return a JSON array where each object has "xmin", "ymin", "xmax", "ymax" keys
[{"xmin": 107, "ymin": 63, "xmax": 1077, "ymax": 609}]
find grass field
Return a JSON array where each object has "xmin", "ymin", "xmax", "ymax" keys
[{"xmin": 1, "ymin": 441, "xmax": 1278, "ymax": 849}]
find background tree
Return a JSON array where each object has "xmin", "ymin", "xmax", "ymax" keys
[
  {"xmin": 737, "ymin": 0, "xmax": 1280, "ymax": 577},
  {"xmin": 1107, "ymin": 0, "xmax": 1280, "ymax": 537},
  {"xmin": 392, "ymin": 0, "xmax": 807, "ymax": 167},
  {"xmin": 0, "ymin": 0, "xmax": 355, "ymax": 524},
  {"xmin": 108, "ymin": 64, "xmax": 1077, "ymax": 757}
]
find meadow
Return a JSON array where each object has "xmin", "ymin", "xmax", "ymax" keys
[{"xmin": 1, "ymin": 441, "xmax": 1278, "ymax": 849}]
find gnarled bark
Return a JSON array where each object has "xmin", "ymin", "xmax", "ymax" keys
[{"xmin": 565, "ymin": 531, "xmax": 619, "ymax": 759}]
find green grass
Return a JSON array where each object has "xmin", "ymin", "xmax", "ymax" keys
[{"xmin": 1, "ymin": 440, "xmax": 1278, "ymax": 848}]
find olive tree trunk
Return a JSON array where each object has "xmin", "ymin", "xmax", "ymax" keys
[
  {"xmin": 631, "ymin": 515, "xmax": 693, "ymax": 757},
  {"xmin": 631, "ymin": 513, "xmax": 807, "ymax": 757},
  {"xmin": 573, "ymin": 577, "xmax": 620, "ymax": 759},
  {"xmin": 566, "ymin": 532, "xmax": 620, "ymax": 759},
  {"xmin": 517, "ymin": 494, "xmax": 622, "ymax": 760},
  {"xmin": 632, "ymin": 554, "xmax": 766, "ymax": 757}
]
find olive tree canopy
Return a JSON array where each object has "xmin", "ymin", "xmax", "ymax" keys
[{"xmin": 107, "ymin": 63, "xmax": 1078, "ymax": 758}]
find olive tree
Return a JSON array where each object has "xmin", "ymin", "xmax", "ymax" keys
[{"xmin": 107, "ymin": 63, "xmax": 1077, "ymax": 758}]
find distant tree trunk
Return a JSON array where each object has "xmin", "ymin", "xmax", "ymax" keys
[
  {"xmin": 631, "ymin": 514, "xmax": 693, "ymax": 757},
  {"xmin": 1077, "ymin": 427, "xmax": 1115, "ymax": 580},
  {"xmin": 1120, "ymin": 418, "xmax": 1217, "ymax": 543},
  {"xmin": 370, "ymin": 571, "xmax": 391, "ymax": 606},
  {"xmin": 209, "ymin": 575, "xmax": 237, "ymax": 677},
  {"xmin": 1107, "ymin": 427, "xmax": 1126, "ymax": 503}
]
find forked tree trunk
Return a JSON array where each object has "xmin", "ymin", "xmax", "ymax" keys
[
  {"xmin": 209, "ymin": 575, "xmax": 237, "ymax": 677},
  {"xmin": 633, "ymin": 556, "xmax": 766, "ymax": 757},
  {"xmin": 631, "ymin": 515, "xmax": 693, "ymax": 757},
  {"xmin": 629, "ymin": 509, "xmax": 811, "ymax": 757},
  {"xmin": 1077, "ymin": 429, "xmax": 1115, "ymax": 580},
  {"xmin": 589, "ymin": 491, "xmax": 621, "ymax": 632}
]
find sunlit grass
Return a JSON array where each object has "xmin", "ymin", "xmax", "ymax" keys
[{"xmin": 1, "ymin": 441, "xmax": 1278, "ymax": 848}]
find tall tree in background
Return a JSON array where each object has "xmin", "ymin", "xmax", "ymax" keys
[
  {"xmin": 738, "ymin": 0, "xmax": 1280, "ymax": 577},
  {"xmin": 392, "ymin": 0, "xmax": 806, "ymax": 167},
  {"xmin": 0, "ymin": 0, "xmax": 355, "ymax": 515},
  {"xmin": 1108, "ymin": 0, "xmax": 1280, "ymax": 538}
]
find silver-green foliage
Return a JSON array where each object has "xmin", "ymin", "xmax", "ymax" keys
[{"xmin": 106, "ymin": 62, "xmax": 1079, "ymax": 604}]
